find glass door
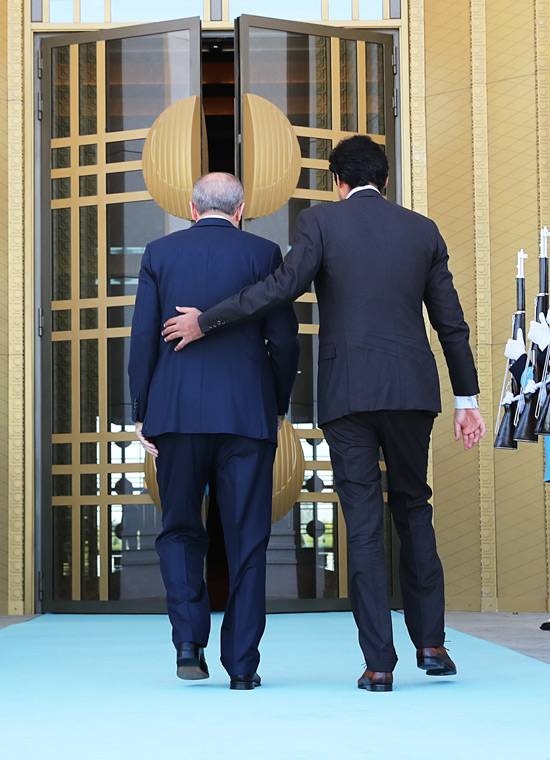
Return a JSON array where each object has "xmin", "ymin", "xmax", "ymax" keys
[
  {"xmin": 41, "ymin": 18, "xmax": 201, "ymax": 610},
  {"xmin": 237, "ymin": 16, "xmax": 398, "ymax": 607}
]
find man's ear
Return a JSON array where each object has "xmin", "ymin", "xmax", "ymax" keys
[
  {"xmin": 190, "ymin": 201, "xmax": 200, "ymax": 221},
  {"xmin": 235, "ymin": 202, "xmax": 245, "ymax": 223}
]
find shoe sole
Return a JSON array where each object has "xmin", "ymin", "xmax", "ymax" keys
[
  {"xmin": 230, "ymin": 681, "xmax": 261, "ymax": 690},
  {"xmin": 357, "ymin": 682, "xmax": 393, "ymax": 692},
  {"xmin": 417, "ymin": 658, "xmax": 456, "ymax": 676},
  {"xmin": 177, "ymin": 660, "xmax": 209, "ymax": 680}
]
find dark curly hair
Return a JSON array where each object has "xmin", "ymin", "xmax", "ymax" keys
[{"xmin": 328, "ymin": 135, "xmax": 389, "ymax": 192}]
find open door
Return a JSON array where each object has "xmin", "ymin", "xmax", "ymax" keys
[
  {"xmin": 41, "ymin": 18, "xmax": 202, "ymax": 610},
  {"xmin": 236, "ymin": 16, "xmax": 399, "ymax": 608}
]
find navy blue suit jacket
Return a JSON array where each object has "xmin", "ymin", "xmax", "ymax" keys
[{"xmin": 128, "ymin": 217, "xmax": 299, "ymax": 444}]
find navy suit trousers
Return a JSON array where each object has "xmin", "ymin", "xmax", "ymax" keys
[
  {"xmin": 154, "ymin": 433, "xmax": 276, "ymax": 677},
  {"xmin": 323, "ymin": 411, "xmax": 444, "ymax": 672}
]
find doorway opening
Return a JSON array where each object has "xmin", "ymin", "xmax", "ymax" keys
[
  {"xmin": 202, "ymin": 33, "xmax": 235, "ymax": 175},
  {"xmin": 201, "ymin": 33, "xmax": 236, "ymax": 609}
]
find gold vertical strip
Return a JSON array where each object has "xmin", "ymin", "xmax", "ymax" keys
[
  {"xmin": 222, "ymin": 0, "xmax": 229, "ymax": 23},
  {"xmin": 407, "ymin": 0, "xmax": 427, "ymax": 215},
  {"xmin": 43, "ymin": 0, "xmax": 50, "ymax": 23},
  {"xmin": 203, "ymin": 0, "xmax": 210, "ymax": 22},
  {"xmin": 69, "ymin": 43, "xmax": 82, "ymax": 601},
  {"xmin": 6, "ymin": 0, "xmax": 26, "ymax": 615},
  {"xmin": 535, "ymin": 0, "xmax": 550, "ymax": 611},
  {"xmin": 383, "ymin": 0, "xmax": 391, "ymax": 20},
  {"xmin": 330, "ymin": 37, "xmax": 341, "ymax": 133},
  {"xmin": 96, "ymin": 40, "xmax": 109, "ymax": 601},
  {"xmin": 322, "ymin": 0, "xmax": 329, "ymax": 21},
  {"xmin": 104, "ymin": 0, "xmax": 111, "ymax": 24},
  {"xmin": 73, "ymin": 0, "xmax": 80, "ymax": 23},
  {"xmin": 357, "ymin": 40, "xmax": 367, "ymax": 133},
  {"xmin": 352, "ymin": 0, "xmax": 359, "ymax": 20},
  {"xmin": 337, "ymin": 500, "xmax": 348, "ymax": 597},
  {"xmin": 471, "ymin": 0, "xmax": 496, "ymax": 611},
  {"xmin": 24, "ymin": 0, "xmax": 36, "ymax": 614}
]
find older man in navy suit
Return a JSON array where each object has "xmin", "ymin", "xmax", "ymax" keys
[{"xmin": 128, "ymin": 173, "xmax": 299, "ymax": 690}]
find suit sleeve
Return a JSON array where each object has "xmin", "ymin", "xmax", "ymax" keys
[
  {"xmin": 423, "ymin": 226, "xmax": 480, "ymax": 396},
  {"xmin": 261, "ymin": 247, "xmax": 300, "ymax": 415},
  {"xmin": 128, "ymin": 245, "xmax": 161, "ymax": 421},
  {"xmin": 198, "ymin": 209, "xmax": 323, "ymax": 334}
]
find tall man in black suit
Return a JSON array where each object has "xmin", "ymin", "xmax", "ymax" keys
[
  {"xmin": 161, "ymin": 137, "xmax": 486, "ymax": 692},
  {"xmin": 128, "ymin": 173, "xmax": 299, "ymax": 690}
]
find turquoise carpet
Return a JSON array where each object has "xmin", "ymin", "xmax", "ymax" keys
[{"xmin": 0, "ymin": 612, "xmax": 548, "ymax": 760}]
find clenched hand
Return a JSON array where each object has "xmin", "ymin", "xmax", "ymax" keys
[{"xmin": 454, "ymin": 408, "xmax": 486, "ymax": 450}]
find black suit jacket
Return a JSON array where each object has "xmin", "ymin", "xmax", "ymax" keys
[{"xmin": 198, "ymin": 190, "xmax": 479, "ymax": 426}]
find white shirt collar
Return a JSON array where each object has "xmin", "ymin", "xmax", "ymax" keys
[{"xmin": 346, "ymin": 184, "xmax": 381, "ymax": 199}]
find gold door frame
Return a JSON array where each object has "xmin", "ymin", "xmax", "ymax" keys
[
  {"xmin": 237, "ymin": 15, "xmax": 397, "ymax": 603},
  {"xmin": 40, "ymin": 18, "xmax": 202, "ymax": 609}
]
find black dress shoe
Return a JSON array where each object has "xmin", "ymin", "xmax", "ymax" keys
[
  {"xmin": 229, "ymin": 673, "xmax": 261, "ymax": 690},
  {"xmin": 357, "ymin": 670, "xmax": 393, "ymax": 692},
  {"xmin": 416, "ymin": 646, "xmax": 457, "ymax": 676},
  {"xmin": 176, "ymin": 642, "xmax": 209, "ymax": 680}
]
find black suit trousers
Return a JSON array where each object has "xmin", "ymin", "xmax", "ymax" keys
[
  {"xmin": 323, "ymin": 411, "xmax": 445, "ymax": 671},
  {"xmin": 154, "ymin": 433, "xmax": 276, "ymax": 677}
]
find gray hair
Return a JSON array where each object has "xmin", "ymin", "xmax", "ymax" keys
[{"xmin": 191, "ymin": 173, "xmax": 244, "ymax": 216}]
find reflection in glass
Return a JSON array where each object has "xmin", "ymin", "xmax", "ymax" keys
[
  {"xmin": 80, "ymin": 206, "xmax": 98, "ymax": 298},
  {"xmin": 52, "ymin": 443, "xmax": 72, "ymax": 465},
  {"xmin": 366, "ymin": 42, "xmax": 385, "ymax": 134},
  {"xmin": 52, "ymin": 147, "xmax": 71, "ymax": 169},
  {"xmin": 107, "ymin": 337, "xmax": 131, "ymax": 428},
  {"xmin": 52, "ymin": 208, "xmax": 71, "ymax": 300},
  {"xmin": 110, "ymin": 503, "xmax": 164, "ymax": 600},
  {"xmin": 81, "ymin": 473, "xmax": 100, "ymax": 496},
  {"xmin": 79, "ymin": 144, "xmax": 97, "ymax": 166},
  {"xmin": 297, "ymin": 168, "xmax": 332, "ymax": 192},
  {"xmin": 80, "ymin": 339, "xmax": 99, "ymax": 433},
  {"xmin": 81, "ymin": 0, "xmax": 104, "ymax": 23},
  {"xmin": 79, "ymin": 43, "xmax": 97, "ymax": 136},
  {"xmin": 111, "ymin": 0, "xmax": 202, "ymax": 23},
  {"xmin": 106, "ymin": 171, "xmax": 146, "ymax": 194},
  {"xmin": 232, "ymin": 0, "xmax": 319, "ymax": 19},
  {"xmin": 81, "ymin": 505, "xmax": 100, "ymax": 600},
  {"xmin": 52, "ymin": 475, "xmax": 71, "ymax": 496},
  {"xmin": 52, "ymin": 310, "xmax": 71, "ymax": 332},
  {"xmin": 52, "ymin": 177, "xmax": 71, "ymax": 200},
  {"xmin": 80, "ymin": 308, "xmax": 98, "ymax": 330},
  {"xmin": 106, "ymin": 201, "xmax": 189, "ymax": 296},
  {"xmin": 52, "ymin": 341, "xmax": 71, "ymax": 434},
  {"xmin": 79, "ymin": 175, "xmax": 98, "ymax": 197},
  {"xmin": 244, "ymin": 197, "xmax": 313, "ymax": 256},
  {"xmin": 107, "ymin": 305, "xmax": 134, "ymax": 328},
  {"xmin": 297, "ymin": 136, "xmax": 331, "ymax": 161},
  {"xmin": 247, "ymin": 28, "xmax": 331, "ymax": 129},
  {"xmin": 52, "ymin": 507, "xmax": 72, "ymax": 600},
  {"xmin": 81, "ymin": 442, "xmax": 100, "ymax": 464},
  {"xmin": 359, "ymin": 0, "xmax": 384, "ymax": 20},
  {"xmin": 106, "ymin": 139, "xmax": 145, "ymax": 163},
  {"xmin": 106, "ymin": 31, "xmax": 192, "ymax": 132},
  {"xmin": 52, "ymin": 46, "xmax": 70, "ymax": 137},
  {"xmin": 341, "ymin": 39, "xmax": 358, "ymax": 132}
]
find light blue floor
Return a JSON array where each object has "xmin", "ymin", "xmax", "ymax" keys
[{"xmin": 0, "ymin": 612, "xmax": 548, "ymax": 760}]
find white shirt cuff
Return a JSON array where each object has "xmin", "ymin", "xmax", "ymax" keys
[{"xmin": 454, "ymin": 395, "xmax": 479, "ymax": 409}]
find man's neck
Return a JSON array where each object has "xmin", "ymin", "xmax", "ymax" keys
[{"xmin": 346, "ymin": 184, "xmax": 380, "ymax": 199}]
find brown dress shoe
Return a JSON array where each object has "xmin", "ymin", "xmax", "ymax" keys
[
  {"xmin": 416, "ymin": 646, "xmax": 457, "ymax": 676},
  {"xmin": 357, "ymin": 670, "xmax": 393, "ymax": 692}
]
